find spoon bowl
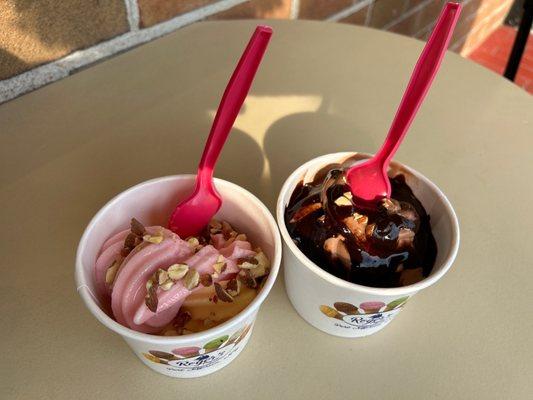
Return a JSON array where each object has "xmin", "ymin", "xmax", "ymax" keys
[
  {"xmin": 346, "ymin": 2, "xmax": 461, "ymax": 204},
  {"xmin": 168, "ymin": 26, "xmax": 272, "ymax": 237}
]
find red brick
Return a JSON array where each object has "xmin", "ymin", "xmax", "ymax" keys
[
  {"xmin": 138, "ymin": 0, "xmax": 217, "ymax": 28},
  {"xmin": 208, "ymin": 0, "xmax": 291, "ymax": 19},
  {"xmin": 0, "ymin": 0, "xmax": 128, "ymax": 80},
  {"xmin": 416, "ymin": 0, "xmax": 445, "ymax": 30},
  {"xmin": 388, "ymin": 9, "xmax": 419, "ymax": 36},
  {"xmin": 299, "ymin": 0, "xmax": 354, "ymax": 20},
  {"xmin": 369, "ymin": 0, "xmax": 410, "ymax": 28},
  {"xmin": 339, "ymin": 4, "xmax": 370, "ymax": 25}
]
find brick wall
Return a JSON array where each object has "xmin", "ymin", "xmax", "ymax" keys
[{"xmin": 0, "ymin": 0, "xmax": 514, "ymax": 103}]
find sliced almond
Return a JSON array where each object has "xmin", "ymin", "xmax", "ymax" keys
[
  {"xmin": 200, "ymin": 273, "xmax": 213, "ymax": 287},
  {"xmin": 143, "ymin": 234, "xmax": 163, "ymax": 244},
  {"xmin": 157, "ymin": 269, "xmax": 169, "ymax": 285},
  {"xmin": 130, "ymin": 218, "xmax": 146, "ymax": 237},
  {"xmin": 214, "ymin": 282, "xmax": 234, "ymax": 302},
  {"xmin": 167, "ymin": 264, "xmax": 189, "ymax": 281},
  {"xmin": 183, "ymin": 269, "xmax": 200, "ymax": 290},
  {"xmin": 226, "ymin": 278, "xmax": 241, "ymax": 296},
  {"xmin": 160, "ymin": 279, "xmax": 174, "ymax": 291},
  {"xmin": 105, "ymin": 260, "xmax": 120, "ymax": 285}
]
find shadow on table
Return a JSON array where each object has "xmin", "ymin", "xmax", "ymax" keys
[{"xmin": 76, "ymin": 118, "xmax": 265, "ymax": 216}]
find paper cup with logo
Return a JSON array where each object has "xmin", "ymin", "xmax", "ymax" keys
[
  {"xmin": 276, "ymin": 152, "xmax": 459, "ymax": 338},
  {"xmin": 76, "ymin": 175, "xmax": 281, "ymax": 377}
]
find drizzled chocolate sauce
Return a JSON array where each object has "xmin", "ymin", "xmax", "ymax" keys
[{"xmin": 285, "ymin": 161, "xmax": 437, "ymax": 288}]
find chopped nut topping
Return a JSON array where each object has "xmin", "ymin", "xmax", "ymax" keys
[
  {"xmin": 290, "ymin": 202, "xmax": 321, "ymax": 223},
  {"xmin": 221, "ymin": 221, "xmax": 237, "ymax": 240},
  {"xmin": 200, "ymin": 273, "xmax": 213, "ymax": 287},
  {"xmin": 381, "ymin": 198, "xmax": 401, "ymax": 214},
  {"xmin": 209, "ymin": 219, "xmax": 223, "ymax": 234},
  {"xmin": 145, "ymin": 284, "xmax": 158, "ymax": 312},
  {"xmin": 234, "ymin": 233, "xmax": 247, "ymax": 241},
  {"xmin": 214, "ymin": 282, "xmax": 234, "ymax": 302},
  {"xmin": 105, "ymin": 260, "xmax": 120, "ymax": 285},
  {"xmin": 226, "ymin": 278, "xmax": 241, "ymax": 296},
  {"xmin": 237, "ymin": 257, "xmax": 259, "ymax": 269},
  {"xmin": 186, "ymin": 237, "xmax": 202, "ymax": 252},
  {"xmin": 238, "ymin": 269, "xmax": 257, "ymax": 289},
  {"xmin": 160, "ymin": 279, "xmax": 174, "ymax": 291},
  {"xmin": 130, "ymin": 218, "xmax": 146, "ymax": 237},
  {"xmin": 343, "ymin": 213, "xmax": 368, "ymax": 242},
  {"xmin": 334, "ymin": 195, "xmax": 352, "ymax": 207},
  {"xmin": 156, "ymin": 269, "xmax": 169, "ymax": 285},
  {"xmin": 167, "ymin": 264, "xmax": 189, "ymax": 281},
  {"xmin": 124, "ymin": 233, "xmax": 137, "ymax": 249},
  {"xmin": 121, "ymin": 232, "xmax": 140, "ymax": 256},
  {"xmin": 213, "ymin": 256, "xmax": 227, "ymax": 274},
  {"xmin": 183, "ymin": 269, "xmax": 200, "ymax": 290},
  {"xmin": 254, "ymin": 251, "xmax": 269, "ymax": 268},
  {"xmin": 143, "ymin": 234, "xmax": 164, "ymax": 244},
  {"xmin": 365, "ymin": 223, "xmax": 376, "ymax": 237},
  {"xmin": 146, "ymin": 279, "xmax": 153, "ymax": 291}
]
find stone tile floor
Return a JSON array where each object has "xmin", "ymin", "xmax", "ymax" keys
[{"xmin": 468, "ymin": 25, "xmax": 533, "ymax": 94}]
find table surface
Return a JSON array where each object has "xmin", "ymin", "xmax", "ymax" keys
[{"xmin": 1, "ymin": 20, "xmax": 532, "ymax": 400}]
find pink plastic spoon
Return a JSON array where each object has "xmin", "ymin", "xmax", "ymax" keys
[
  {"xmin": 169, "ymin": 26, "xmax": 273, "ymax": 237},
  {"xmin": 346, "ymin": 2, "xmax": 461, "ymax": 203}
]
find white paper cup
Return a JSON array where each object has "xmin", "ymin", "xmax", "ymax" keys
[
  {"xmin": 276, "ymin": 153, "xmax": 459, "ymax": 338},
  {"xmin": 76, "ymin": 175, "xmax": 281, "ymax": 377}
]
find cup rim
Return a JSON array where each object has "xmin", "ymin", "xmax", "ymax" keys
[
  {"xmin": 76, "ymin": 175, "xmax": 282, "ymax": 344},
  {"xmin": 276, "ymin": 152, "xmax": 460, "ymax": 297}
]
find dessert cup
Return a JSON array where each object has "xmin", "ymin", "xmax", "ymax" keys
[
  {"xmin": 276, "ymin": 152, "xmax": 459, "ymax": 338},
  {"xmin": 76, "ymin": 175, "xmax": 281, "ymax": 377}
]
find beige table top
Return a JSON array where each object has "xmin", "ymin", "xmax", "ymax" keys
[{"xmin": 1, "ymin": 19, "xmax": 532, "ymax": 400}]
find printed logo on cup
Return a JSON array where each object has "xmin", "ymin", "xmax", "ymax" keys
[
  {"xmin": 142, "ymin": 325, "xmax": 251, "ymax": 372},
  {"xmin": 319, "ymin": 297, "xmax": 408, "ymax": 330}
]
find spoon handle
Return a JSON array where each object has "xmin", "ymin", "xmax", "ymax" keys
[
  {"xmin": 376, "ymin": 2, "xmax": 461, "ymax": 166},
  {"xmin": 197, "ymin": 25, "xmax": 272, "ymax": 184}
]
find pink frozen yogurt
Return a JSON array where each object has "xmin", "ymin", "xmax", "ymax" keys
[{"xmin": 95, "ymin": 219, "xmax": 261, "ymax": 334}]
